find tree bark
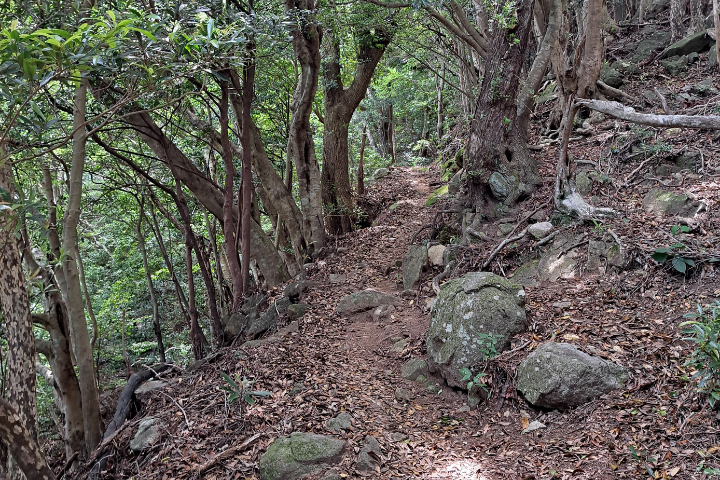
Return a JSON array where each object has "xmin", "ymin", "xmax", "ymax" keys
[
  {"xmin": 0, "ymin": 145, "xmax": 43, "ymax": 479},
  {"xmin": 219, "ymin": 80, "xmax": 244, "ymax": 310},
  {"xmin": 122, "ymin": 111, "xmax": 289, "ymax": 286},
  {"xmin": 285, "ymin": 0, "xmax": 326, "ymax": 254},
  {"xmin": 671, "ymin": 0, "xmax": 686, "ymax": 42},
  {"xmin": 321, "ymin": 28, "xmax": 391, "ymax": 234},
  {"xmin": 0, "ymin": 398, "xmax": 56, "ymax": 480},
  {"xmin": 466, "ymin": 0, "xmax": 539, "ymax": 208},
  {"xmin": 137, "ymin": 203, "xmax": 165, "ymax": 363},
  {"xmin": 577, "ymin": 99, "xmax": 720, "ymax": 128},
  {"xmin": 714, "ymin": 0, "xmax": 720, "ymax": 71},
  {"xmin": 240, "ymin": 50, "xmax": 256, "ymax": 294},
  {"xmin": 357, "ymin": 125, "xmax": 366, "ymax": 196},
  {"xmin": 65, "ymin": 77, "xmax": 102, "ymax": 452}
]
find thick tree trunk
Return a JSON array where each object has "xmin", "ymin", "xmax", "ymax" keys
[
  {"xmin": 0, "ymin": 398, "xmax": 56, "ymax": 480},
  {"xmin": 671, "ymin": 0, "xmax": 686, "ymax": 42},
  {"xmin": 466, "ymin": 0, "xmax": 539, "ymax": 208},
  {"xmin": 285, "ymin": 0, "xmax": 326, "ymax": 254},
  {"xmin": 321, "ymin": 28, "xmax": 390, "ymax": 234},
  {"xmin": 0, "ymin": 146, "xmax": 42, "ymax": 479},
  {"xmin": 65, "ymin": 78, "xmax": 102, "ymax": 452}
]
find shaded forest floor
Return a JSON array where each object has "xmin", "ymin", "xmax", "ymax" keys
[
  {"xmin": 70, "ymin": 158, "xmax": 720, "ymax": 479},
  {"xmin": 52, "ymin": 22, "xmax": 720, "ymax": 480}
]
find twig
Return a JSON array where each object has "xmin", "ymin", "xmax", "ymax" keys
[
  {"xmin": 625, "ymin": 154, "xmax": 659, "ymax": 184},
  {"xmin": 678, "ymin": 411, "xmax": 696, "ymax": 434},
  {"xmin": 482, "ymin": 228, "xmax": 528, "ymax": 270},
  {"xmin": 195, "ymin": 432, "xmax": 265, "ymax": 474},
  {"xmin": 492, "ymin": 340, "xmax": 531, "ymax": 361},
  {"xmin": 606, "ymin": 228, "xmax": 626, "ymax": 264},
  {"xmin": 556, "ymin": 236, "xmax": 588, "ymax": 259},
  {"xmin": 157, "ymin": 391, "xmax": 190, "ymax": 429}
]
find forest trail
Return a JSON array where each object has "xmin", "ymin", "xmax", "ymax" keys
[{"xmin": 104, "ymin": 163, "xmax": 719, "ymax": 480}]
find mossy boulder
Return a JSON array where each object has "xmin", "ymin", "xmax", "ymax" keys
[
  {"xmin": 336, "ymin": 290, "xmax": 400, "ymax": 315},
  {"xmin": 258, "ymin": 432, "xmax": 346, "ymax": 480},
  {"xmin": 600, "ymin": 65, "xmax": 623, "ymax": 88},
  {"xmin": 517, "ymin": 342, "xmax": 629, "ymax": 409},
  {"xmin": 427, "ymin": 272, "xmax": 527, "ymax": 389},
  {"xmin": 643, "ymin": 188, "xmax": 698, "ymax": 216},
  {"xmin": 663, "ymin": 30, "xmax": 714, "ymax": 59},
  {"xmin": 630, "ymin": 31, "xmax": 670, "ymax": 62}
]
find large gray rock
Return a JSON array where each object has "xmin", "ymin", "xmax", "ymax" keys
[
  {"xmin": 336, "ymin": 290, "xmax": 400, "ymax": 315},
  {"xmin": 356, "ymin": 435, "xmax": 382, "ymax": 473},
  {"xmin": 661, "ymin": 55, "xmax": 689, "ymax": 75},
  {"xmin": 223, "ymin": 293, "xmax": 266, "ymax": 338},
  {"xmin": 630, "ymin": 31, "xmax": 670, "ymax": 62},
  {"xmin": 587, "ymin": 238, "xmax": 626, "ymax": 271},
  {"xmin": 130, "ymin": 417, "xmax": 161, "ymax": 453},
  {"xmin": 517, "ymin": 342, "xmax": 629, "ymax": 409},
  {"xmin": 663, "ymin": 30, "xmax": 714, "ymax": 59},
  {"xmin": 643, "ymin": 188, "xmax": 699, "ymax": 217},
  {"xmin": 402, "ymin": 245, "xmax": 428, "ymax": 290},
  {"xmin": 373, "ymin": 168, "xmax": 389, "ymax": 180},
  {"xmin": 426, "ymin": 272, "xmax": 527, "ymax": 389},
  {"xmin": 259, "ymin": 432, "xmax": 346, "ymax": 480},
  {"xmin": 527, "ymin": 222, "xmax": 553, "ymax": 239},
  {"xmin": 246, "ymin": 297, "xmax": 291, "ymax": 338}
]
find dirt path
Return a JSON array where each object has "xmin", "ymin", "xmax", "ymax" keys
[{"xmin": 104, "ymin": 164, "xmax": 719, "ymax": 480}]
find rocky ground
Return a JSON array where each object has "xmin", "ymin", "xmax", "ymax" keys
[{"xmin": 56, "ymin": 15, "xmax": 720, "ymax": 480}]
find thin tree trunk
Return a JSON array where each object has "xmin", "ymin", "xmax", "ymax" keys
[
  {"xmin": 671, "ymin": 0, "xmax": 686, "ymax": 42},
  {"xmin": 184, "ymin": 243, "xmax": 203, "ymax": 361},
  {"xmin": 241, "ymin": 48, "xmax": 255, "ymax": 294},
  {"xmin": 219, "ymin": 79, "xmax": 244, "ymax": 310},
  {"xmin": 121, "ymin": 309, "xmax": 131, "ymax": 379},
  {"xmin": 137, "ymin": 204, "xmax": 165, "ymax": 363},
  {"xmin": 437, "ymin": 44, "xmax": 446, "ymax": 142},
  {"xmin": 147, "ymin": 202, "xmax": 191, "ymax": 325},
  {"xmin": 357, "ymin": 125, "xmax": 366, "ymax": 196},
  {"xmin": 65, "ymin": 77, "xmax": 102, "ymax": 452}
]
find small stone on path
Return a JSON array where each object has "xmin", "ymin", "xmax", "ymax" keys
[{"xmin": 401, "ymin": 358, "xmax": 427, "ymax": 381}]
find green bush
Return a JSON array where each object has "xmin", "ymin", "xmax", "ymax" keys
[{"xmin": 681, "ymin": 302, "xmax": 720, "ymax": 408}]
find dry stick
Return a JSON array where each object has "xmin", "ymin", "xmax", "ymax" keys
[
  {"xmin": 597, "ymin": 80, "xmax": 637, "ymax": 103},
  {"xmin": 654, "ymin": 87, "xmax": 672, "ymax": 114},
  {"xmin": 625, "ymin": 153, "xmax": 659, "ymax": 184},
  {"xmin": 482, "ymin": 228, "xmax": 528, "ymax": 270},
  {"xmin": 56, "ymin": 451, "xmax": 79, "ymax": 480},
  {"xmin": 195, "ymin": 432, "xmax": 265, "ymax": 474},
  {"xmin": 556, "ymin": 235, "xmax": 589, "ymax": 259},
  {"xmin": 157, "ymin": 391, "xmax": 189, "ymax": 429}
]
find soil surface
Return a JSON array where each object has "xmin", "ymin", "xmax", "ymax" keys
[{"xmin": 67, "ymin": 160, "xmax": 720, "ymax": 480}]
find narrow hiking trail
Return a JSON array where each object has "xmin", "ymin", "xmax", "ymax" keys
[{"xmin": 101, "ymin": 164, "xmax": 719, "ymax": 480}]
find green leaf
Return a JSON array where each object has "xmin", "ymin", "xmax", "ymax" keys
[
  {"xmin": 652, "ymin": 251, "xmax": 668, "ymax": 262},
  {"xmin": 672, "ymin": 257, "xmax": 687, "ymax": 273}
]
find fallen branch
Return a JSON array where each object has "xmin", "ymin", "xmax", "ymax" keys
[
  {"xmin": 576, "ymin": 99, "xmax": 720, "ymax": 130},
  {"xmin": 596, "ymin": 80, "xmax": 637, "ymax": 103},
  {"xmin": 482, "ymin": 228, "xmax": 527, "ymax": 270},
  {"xmin": 625, "ymin": 153, "xmax": 659, "ymax": 184},
  {"xmin": 195, "ymin": 432, "xmax": 264, "ymax": 474},
  {"xmin": 654, "ymin": 87, "xmax": 672, "ymax": 114}
]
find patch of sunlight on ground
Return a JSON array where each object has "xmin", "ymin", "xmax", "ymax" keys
[{"xmin": 427, "ymin": 458, "xmax": 489, "ymax": 479}]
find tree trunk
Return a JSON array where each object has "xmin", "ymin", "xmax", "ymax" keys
[
  {"xmin": 185, "ymin": 238, "xmax": 203, "ymax": 361},
  {"xmin": 137, "ymin": 204, "xmax": 165, "ymax": 363},
  {"xmin": 321, "ymin": 28, "xmax": 390, "ymax": 234},
  {"xmin": 123, "ymin": 110, "xmax": 289, "ymax": 286},
  {"xmin": 0, "ymin": 146, "xmax": 42, "ymax": 479},
  {"xmin": 671, "ymin": 0, "xmax": 686, "ymax": 42},
  {"xmin": 65, "ymin": 77, "xmax": 102, "ymax": 452},
  {"xmin": 219, "ymin": 79, "xmax": 244, "ymax": 310},
  {"xmin": 688, "ymin": 0, "xmax": 704, "ymax": 33},
  {"xmin": 466, "ymin": 0, "xmax": 539, "ymax": 209},
  {"xmin": 285, "ymin": 0, "xmax": 326, "ymax": 254},
  {"xmin": 0, "ymin": 397, "xmax": 56, "ymax": 480},
  {"xmin": 241, "ymin": 49, "xmax": 255, "ymax": 294},
  {"xmin": 436, "ymin": 43, "xmax": 446, "ymax": 142},
  {"xmin": 714, "ymin": 0, "xmax": 720, "ymax": 71},
  {"xmin": 357, "ymin": 125, "xmax": 366, "ymax": 196}
]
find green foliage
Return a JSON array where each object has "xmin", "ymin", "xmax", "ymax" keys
[
  {"xmin": 458, "ymin": 333, "xmax": 503, "ymax": 398},
  {"xmin": 652, "ymin": 226, "xmax": 694, "ymax": 274},
  {"xmin": 680, "ymin": 302, "xmax": 720, "ymax": 408},
  {"xmin": 220, "ymin": 373, "xmax": 272, "ymax": 405}
]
